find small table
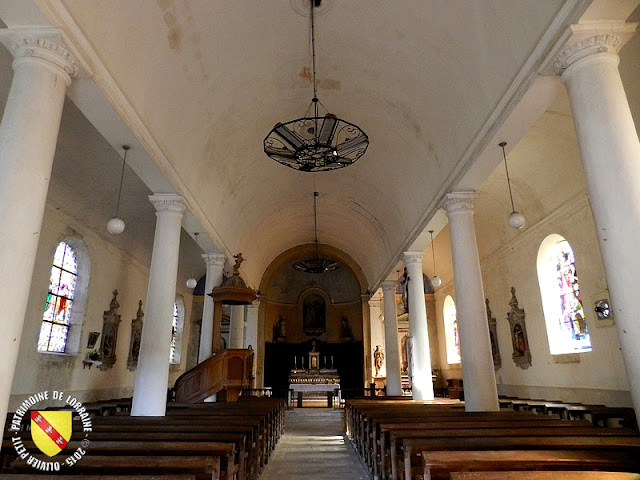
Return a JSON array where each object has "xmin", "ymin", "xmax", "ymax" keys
[{"xmin": 289, "ymin": 383, "xmax": 340, "ymax": 408}]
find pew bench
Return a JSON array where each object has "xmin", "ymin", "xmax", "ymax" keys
[
  {"xmin": 399, "ymin": 435, "xmax": 640, "ymax": 480},
  {"xmin": 0, "ymin": 476, "xmax": 195, "ymax": 480},
  {"xmin": 423, "ymin": 450, "xmax": 640, "ymax": 480},
  {"xmin": 6, "ymin": 454, "xmax": 221, "ymax": 480},
  {"xmin": 379, "ymin": 423, "xmax": 624, "ymax": 480},
  {"xmin": 2, "ymin": 440, "xmax": 238, "ymax": 480},
  {"xmin": 450, "ymin": 471, "xmax": 640, "ymax": 480},
  {"xmin": 371, "ymin": 418, "xmax": 592, "ymax": 478}
]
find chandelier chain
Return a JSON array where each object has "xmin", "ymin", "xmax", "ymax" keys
[
  {"xmin": 429, "ymin": 230, "xmax": 437, "ymax": 274},
  {"xmin": 114, "ymin": 145, "xmax": 130, "ymax": 217},
  {"xmin": 500, "ymin": 141, "xmax": 516, "ymax": 212}
]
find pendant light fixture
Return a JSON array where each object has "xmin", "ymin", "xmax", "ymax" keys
[
  {"xmin": 264, "ymin": 0, "xmax": 368, "ymax": 172},
  {"xmin": 429, "ymin": 230, "xmax": 442, "ymax": 287},
  {"xmin": 499, "ymin": 141, "xmax": 526, "ymax": 229},
  {"xmin": 106, "ymin": 145, "xmax": 129, "ymax": 234},
  {"xmin": 293, "ymin": 191, "xmax": 340, "ymax": 273},
  {"xmin": 186, "ymin": 232, "xmax": 199, "ymax": 289}
]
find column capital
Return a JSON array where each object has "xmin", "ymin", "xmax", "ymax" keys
[
  {"xmin": 380, "ymin": 280, "xmax": 396, "ymax": 293},
  {"xmin": 552, "ymin": 23, "xmax": 637, "ymax": 76},
  {"xmin": 149, "ymin": 194, "xmax": 186, "ymax": 214},
  {"xmin": 0, "ymin": 27, "xmax": 79, "ymax": 83},
  {"xmin": 443, "ymin": 191, "xmax": 478, "ymax": 215},
  {"xmin": 403, "ymin": 251, "xmax": 425, "ymax": 265},
  {"xmin": 247, "ymin": 299, "xmax": 261, "ymax": 309},
  {"xmin": 202, "ymin": 252, "xmax": 226, "ymax": 269}
]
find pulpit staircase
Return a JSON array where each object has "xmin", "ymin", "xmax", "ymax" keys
[{"xmin": 173, "ymin": 349, "xmax": 253, "ymax": 403}]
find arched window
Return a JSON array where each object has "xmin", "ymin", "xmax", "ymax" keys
[
  {"xmin": 443, "ymin": 295, "xmax": 461, "ymax": 364},
  {"xmin": 38, "ymin": 239, "xmax": 90, "ymax": 354},
  {"xmin": 38, "ymin": 242, "xmax": 75, "ymax": 352},
  {"xmin": 537, "ymin": 235, "xmax": 592, "ymax": 354},
  {"xmin": 170, "ymin": 296, "xmax": 185, "ymax": 364}
]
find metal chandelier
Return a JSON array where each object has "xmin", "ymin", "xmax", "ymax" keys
[{"xmin": 264, "ymin": 0, "xmax": 368, "ymax": 172}]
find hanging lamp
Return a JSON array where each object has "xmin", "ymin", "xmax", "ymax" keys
[
  {"xmin": 499, "ymin": 141, "xmax": 526, "ymax": 229},
  {"xmin": 293, "ymin": 191, "xmax": 339, "ymax": 273},
  {"xmin": 186, "ymin": 232, "xmax": 199, "ymax": 289},
  {"xmin": 429, "ymin": 230, "xmax": 442, "ymax": 287},
  {"xmin": 107, "ymin": 145, "xmax": 129, "ymax": 234},
  {"xmin": 264, "ymin": 0, "xmax": 368, "ymax": 172}
]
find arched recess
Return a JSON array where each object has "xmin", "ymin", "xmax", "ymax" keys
[{"xmin": 256, "ymin": 243, "xmax": 370, "ymax": 392}]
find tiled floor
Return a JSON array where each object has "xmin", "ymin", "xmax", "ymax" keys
[{"xmin": 260, "ymin": 408, "xmax": 370, "ymax": 480}]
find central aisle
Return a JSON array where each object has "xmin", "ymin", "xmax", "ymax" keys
[{"xmin": 260, "ymin": 407, "xmax": 370, "ymax": 480}]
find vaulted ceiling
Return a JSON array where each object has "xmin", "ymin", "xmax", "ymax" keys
[{"xmin": 0, "ymin": 0, "xmax": 636, "ymax": 290}]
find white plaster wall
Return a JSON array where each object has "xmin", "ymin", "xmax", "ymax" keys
[
  {"xmin": 9, "ymin": 205, "xmax": 193, "ymax": 409},
  {"xmin": 429, "ymin": 199, "xmax": 629, "ymax": 405},
  {"xmin": 480, "ymin": 194, "xmax": 630, "ymax": 406}
]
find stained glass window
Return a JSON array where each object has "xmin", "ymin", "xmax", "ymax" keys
[
  {"xmin": 443, "ymin": 295, "xmax": 461, "ymax": 364},
  {"xmin": 551, "ymin": 240, "xmax": 591, "ymax": 352},
  {"xmin": 169, "ymin": 302, "xmax": 179, "ymax": 364},
  {"xmin": 38, "ymin": 242, "xmax": 77, "ymax": 353},
  {"xmin": 538, "ymin": 235, "xmax": 592, "ymax": 355}
]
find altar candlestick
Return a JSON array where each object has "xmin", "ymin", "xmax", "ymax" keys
[
  {"xmin": 331, "ymin": 356, "xmax": 334, "ymax": 369},
  {"xmin": 294, "ymin": 356, "xmax": 297, "ymax": 369}
]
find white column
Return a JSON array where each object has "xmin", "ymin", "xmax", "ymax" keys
[
  {"xmin": 403, "ymin": 251, "xmax": 435, "ymax": 400},
  {"xmin": 229, "ymin": 305, "xmax": 245, "ymax": 349},
  {"xmin": 553, "ymin": 25, "xmax": 640, "ymax": 418},
  {"xmin": 443, "ymin": 192, "xmax": 499, "ymax": 411},
  {"xmin": 0, "ymin": 29, "xmax": 78, "ymax": 434},
  {"xmin": 198, "ymin": 253, "xmax": 225, "ymax": 362},
  {"xmin": 381, "ymin": 281, "xmax": 402, "ymax": 396},
  {"xmin": 131, "ymin": 194, "xmax": 186, "ymax": 416}
]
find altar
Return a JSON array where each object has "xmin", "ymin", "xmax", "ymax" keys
[{"xmin": 288, "ymin": 341, "xmax": 340, "ymax": 407}]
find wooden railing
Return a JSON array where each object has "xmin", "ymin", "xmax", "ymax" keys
[{"xmin": 174, "ymin": 349, "xmax": 253, "ymax": 403}]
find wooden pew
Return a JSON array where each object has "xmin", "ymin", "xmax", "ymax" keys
[
  {"xmin": 450, "ymin": 471, "xmax": 640, "ymax": 480},
  {"xmin": 358, "ymin": 409, "xmax": 558, "ymax": 474},
  {"xmin": 399, "ymin": 435, "xmax": 640, "ymax": 480},
  {"xmin": 369, "ymin": 415, "xmax": 584, "ymax": 477},
  {"xmin": 6, "ymin": 454, "xmax": 221, "ymax": 480},
  {"xmin": 4, "ymin": 397, "xmax": 284, "ymax": 480},
  {"xmin": 0, "ymin": 476, "xmax": 195, "ymax": 480},
  {"xmin": 2, "ymin": 439, "xmax": 237, "ymax": 480},
  {"xmin": 352, "ymin": 403, "xmax": 533, "ymax": 462},
  {"xmin": 422, "ymin": 450, "xmax": 640, "ymax": 480},
  {"xmin": 377, "ymin": 421, "xmax": 601, "ymax": 480},
  {"xmin": 71, "ymin": 421, "xmax": 258, "ymax": 479}
]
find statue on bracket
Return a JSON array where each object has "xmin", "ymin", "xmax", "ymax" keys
[
  {"xmin": 506, "ymin": 287, "xmax": 531, "ymax": 369},
  {"xmin": 127, "ymin": 300, "xmax": 144, "ymax": 372},
  {"xmin": 99, "ymin": 290, "xmax": 122, "ymax": 371},
  {"xmin": 485, "ymin": 298, "xmax": 501, "ymax": 368}
]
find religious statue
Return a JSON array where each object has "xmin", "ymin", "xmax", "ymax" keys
[
  {"xmin": 374, "ymin": 345, "xmax": 384, "ymax": 376},
  {"xmin": 233, "ymin": 253, "xmax": 245, "ymax": 274}
]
